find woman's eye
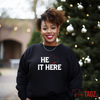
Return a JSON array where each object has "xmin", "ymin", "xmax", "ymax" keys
[
  {"xmin": 52, "ymin": 27, "xmax": 55, "ymax": 29},
  {"xmin": 43, "ymin": 28, "xmax": 47, "ymax": 30}
]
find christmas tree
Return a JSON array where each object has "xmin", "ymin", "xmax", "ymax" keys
[
  {"xmin": 54, "ymin": 0, "xmax": 100, "ymax": 100},
  {"xmin": 27, "ymin": 28, "xmax": 42, "ymax": 47}
]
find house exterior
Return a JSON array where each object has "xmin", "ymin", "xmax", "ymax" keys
[{"xmin": 0, "ymin": 18, "xmax": 34, "ymax": 67}]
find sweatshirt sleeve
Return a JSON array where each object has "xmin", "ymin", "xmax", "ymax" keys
[
  {"xmin": 16, "ymin": 51, "xmax": 29, "ymax": 100},
  {"xmin": 67, "ymin": 49, "xmax": 82, "ymax": 100}
]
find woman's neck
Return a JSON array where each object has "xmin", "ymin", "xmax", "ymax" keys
[{"xmin": 43, "ymin": 41, "xmax": 59, "ymax": 46}]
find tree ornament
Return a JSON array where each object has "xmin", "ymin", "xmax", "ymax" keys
[
  {"xmin": 66, "ymin": 24, "xmax": 74, "ymax": 32},
  {"xmin": 56, "ymin": 38, "xmax": 59, "ymax": 42},
  {"xmin": 98, "ymin": 5, "xmax": 100, "ymax": 10},
  {"xmin": 84, "ymin": 56, "xmax": 91, "ymax": 63},
  {"xmin": 81, "ymin": 25, "xmax": 87, "ymax": 33},
  {"xmin": 97, "ymin": 21, "xmax": 100, "ymax": 28},
  {"xmin": 57, "ymin": 5, "xmax": 63, "ymax": 10},
  {"xmin": 78, "ymin": 2, "xmax": 83, "ymax": 10},
  {"xmin": 61, "ymin": 0, "xmax": 66, "ymax": 2},
  {"xmin": 79, "ymin": 59, "xmax": 83, "ymax": 67}
]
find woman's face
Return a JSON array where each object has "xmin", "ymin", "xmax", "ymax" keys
[{"xmin": 41, "ymin": 20, "xmax": 59, "ymax": 45}]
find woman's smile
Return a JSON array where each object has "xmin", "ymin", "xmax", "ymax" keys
[{"xmin": 46, "ymin": 34, "xmax": 54, "ymax": 39}]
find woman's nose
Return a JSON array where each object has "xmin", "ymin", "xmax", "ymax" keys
[{"xmin": 48, "ymin": 28, "xmax": 51, "ymax": 33}]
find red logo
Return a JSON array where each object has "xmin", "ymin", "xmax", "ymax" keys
[
  {"xmin": 72, "ymin": 88, "xmax": 83, "ymax": 99},
  {"xmin": 72, "ymin": 89, "xmax": 98, "ymax": 99},
  {"xmin": 49, "ymin": 54, "xmax": 59, "ymax": 64}
]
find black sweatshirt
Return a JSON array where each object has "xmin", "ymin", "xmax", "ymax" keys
[{"xmin": 16, "ymin": 43, "xmax": 82, "ymax": 100}]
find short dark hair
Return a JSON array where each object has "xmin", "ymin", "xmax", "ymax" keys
[{"xmin": 35, "ymin": 7, "xmax": 66, "ymax": 31}]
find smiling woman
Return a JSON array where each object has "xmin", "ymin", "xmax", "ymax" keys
[
  {"xmin": 16, "ymin": 7, "xmax": 82, "ymax": 100},
  {"xmin": 35, "ymin": 7, "xmax": 66, "ymax": 46}
]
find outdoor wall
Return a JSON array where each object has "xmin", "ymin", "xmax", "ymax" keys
[{"xmin": 0, "ymin": 18, "xmax": 34, "ymax": 67}]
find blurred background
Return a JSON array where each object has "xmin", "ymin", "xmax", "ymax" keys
[{"xmin": 0, "ymin": 0, "xmax": 100, "ymax": 100}]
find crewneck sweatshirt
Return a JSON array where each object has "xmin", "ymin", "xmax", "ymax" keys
[{"xmin": 16, "ymin": 43, "xmax": 82, "ymax": 100}]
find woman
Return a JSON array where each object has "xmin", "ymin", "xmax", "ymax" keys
[{"xmin": 16, "ymin": 7, "xmax": 82, "ymax": 100}]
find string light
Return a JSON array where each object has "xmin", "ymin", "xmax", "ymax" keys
[
  {"xmin": 91, "ymin": 42, "xmax": 94, "ymax": 44},
  {"xmin": 66, "ymin": 32, "xmax": 68, "ymax": 35},
  {"xmin": 77, "ymin": 3, "xmax": 80, "ymax": 5},
  {"xmin": 96, "ymin": 79, "xmax": 98, "ymax": 81},
  {"xmin": 27, "ymin": 28, "xmax": 31, "ymax": 33},
  {"xmin": 0, "ymin": 24, "xmax": 1, "ymax": 28},
  {"xmin": 87, "ymin": 37, "xmax": 90, "ymax": 40},
  {"xmin": 85, "ymin": 74, "xmax": 87, "ymax": 77},
  {"xmin": 82, "ymin": 57, "xmax": 85, "ymax": 60},
  {"xmin": 72, "ymin": 33, "xmax": 76, "ymax": 36},
  {"xmin": 94, "ymin": 26, "xmax": 97, "ymax": 28},
  {"xmin": 82, "ymin": 25, "xmax": 85, "ymax": 27},
  {"xmin": 70, "ymin": 4, "xmax": 73, "ymax": 7},
  {"xmin": 67, "ymin": 20, "xmax": 69, "ymax": 23},
  {"xmin": 58, "ymin": 38, "xmax": 61, "ymax": 41},
  {"xmin": 14, "ymin": 27, "xmax": 18, "ymax": 31},
  {"xmin": 75, "ymin": 45, "xmax": 77, "ymax": 48},
  {"xmin": 95, "ymin": 78, "xmax": 98, "ymax": 81},
  {"xmin": 68, "ymin": 16, "xmax": 70, "ymax": 18},
  {"xmin": 86, "ymin": 14, "xmax": 89, "ymax": 17}
]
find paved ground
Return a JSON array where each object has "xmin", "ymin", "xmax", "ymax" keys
[{"xmin": 0, "ymin": 67, "xmax": 20, "ymax": 100}]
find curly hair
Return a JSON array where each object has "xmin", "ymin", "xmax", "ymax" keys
[{"xmin": 35, "ymin": 7, "xmax": 66, "ymax": 31}]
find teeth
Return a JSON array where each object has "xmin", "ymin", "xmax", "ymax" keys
[{"xmin": 47, "ymin": 36, "xmax": 52, "ymax": 37}]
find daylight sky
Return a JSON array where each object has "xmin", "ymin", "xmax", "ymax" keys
[{"xmin": 0, "ymin": 0, "xmax": 54, "ymax": 19}]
